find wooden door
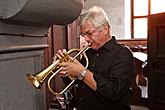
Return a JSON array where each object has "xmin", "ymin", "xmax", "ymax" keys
[
  {"xmin": 45, "ymin": 20, "xmax": 80, "ymax": 110},
  {"xmin": 148, "ymin": 12, "xmax": 165, "ymax": 110},
  {"xmin": 44, "ymin": 25, "xmax": 68, "ymax": 110}
]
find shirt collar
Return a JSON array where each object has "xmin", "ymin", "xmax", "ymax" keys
[
  {"xmin": 89, "ymin": 36, "xmax": 118, "ymax": 53},
  {"xmin": 101, "ymin": 36, "xmax": 117, "ymax": 52}
]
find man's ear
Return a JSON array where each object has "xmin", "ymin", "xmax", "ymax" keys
[{"xmin": 103, "ymin": 25, "xmax": 109, "ymax": 35}]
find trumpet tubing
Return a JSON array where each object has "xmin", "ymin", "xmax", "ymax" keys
[{"xmin": 26, "ymin": 43, "xmax": 91, "ymax": 96}]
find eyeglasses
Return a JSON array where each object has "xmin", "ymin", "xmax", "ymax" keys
[{"xmin": 81, "ymin": 26, "xmax": 101, "ymax": 37}]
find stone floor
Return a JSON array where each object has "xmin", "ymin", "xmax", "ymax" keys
[
  {"xmin": 131, "ymin": 105, "xmax": 150, "ymax": 110},
  {"xmin": 49, "ymin": 105, "xmax": 151, "ymax": 110}
]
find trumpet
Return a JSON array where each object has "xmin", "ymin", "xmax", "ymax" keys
[{"xmin": 26, "ymin": 43, "xmax": 91, "ymax": 96}]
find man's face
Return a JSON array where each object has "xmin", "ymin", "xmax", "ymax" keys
[{"xmin": 80, "ymin": 20, "xmax": 106, "ymax": 50}]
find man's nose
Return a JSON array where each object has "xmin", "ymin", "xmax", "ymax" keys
[{"xmin": 84, "ymin": 35, "xmax": 90, "ymax": 41}]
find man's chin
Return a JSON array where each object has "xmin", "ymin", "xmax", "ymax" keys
[{"xmin": 91, "ymin": 45, "xmax": 99, "ymax": 50}]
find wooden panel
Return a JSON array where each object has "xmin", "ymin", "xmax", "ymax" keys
[
  {"xmin": 157, "ymin": 26, "xmax": 165, "ymax": 55},
  {"xmin": 67, "ymin": 20, "xmax": 80, "ymax": 49}
]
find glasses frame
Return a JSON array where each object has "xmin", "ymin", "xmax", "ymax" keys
[{"xmin": 81, "ymin": 25, "xmax": 103, "ymax": 37}]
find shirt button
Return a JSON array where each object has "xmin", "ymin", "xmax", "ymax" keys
[
  {"xmin": 82, "ymin": 85, "xmax": 85, "ymax": 88},
  {"xmin": 96, "ymin": 54, "xmax": 99, "ymax": 56},
  {"xmin": 80, "ymin": 97, "xmax": 83, "ymax": 101}
]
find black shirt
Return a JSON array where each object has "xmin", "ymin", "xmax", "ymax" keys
[{"xmin": 76, "ymin": 36, "xmax": 135, "ymax": 110}]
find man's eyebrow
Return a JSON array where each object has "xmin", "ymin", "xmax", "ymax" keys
[
  {"xmin": 81, "ymin": 31, "xmax": 88, "ymax": 34},
  {"xmin": 85, "ymin": 30, "xmax": 93, "ymax": 33},
  {"xmin": 81, "ymin": 28, "xmax": 94, "ymax": 34}
]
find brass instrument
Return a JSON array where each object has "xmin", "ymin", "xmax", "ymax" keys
[{"xmin": 26, "ymin": 43, "xmax": 91, "ymax": 96}]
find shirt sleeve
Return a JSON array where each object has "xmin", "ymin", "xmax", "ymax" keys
[{"xmin": 93, "ymin": 47, "xmax": 135, "ymax": 101}]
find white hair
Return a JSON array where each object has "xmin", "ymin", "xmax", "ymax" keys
[{"xmin": 80, "ymin": 5, "xmax": 111, "ymax": 29}]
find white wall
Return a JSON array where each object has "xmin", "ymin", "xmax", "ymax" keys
[{"xmin": 82, "ymin": 0, "xmax": 125, "ymax": 39}]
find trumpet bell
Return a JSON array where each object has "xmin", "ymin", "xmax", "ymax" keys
[
  {"xmin": 26, "ymin": 59, "xmax": 60, "ymax": 90},
  {"xmin": 26, "ymin": 74, "xmax": 41, "ymax": 89}
]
